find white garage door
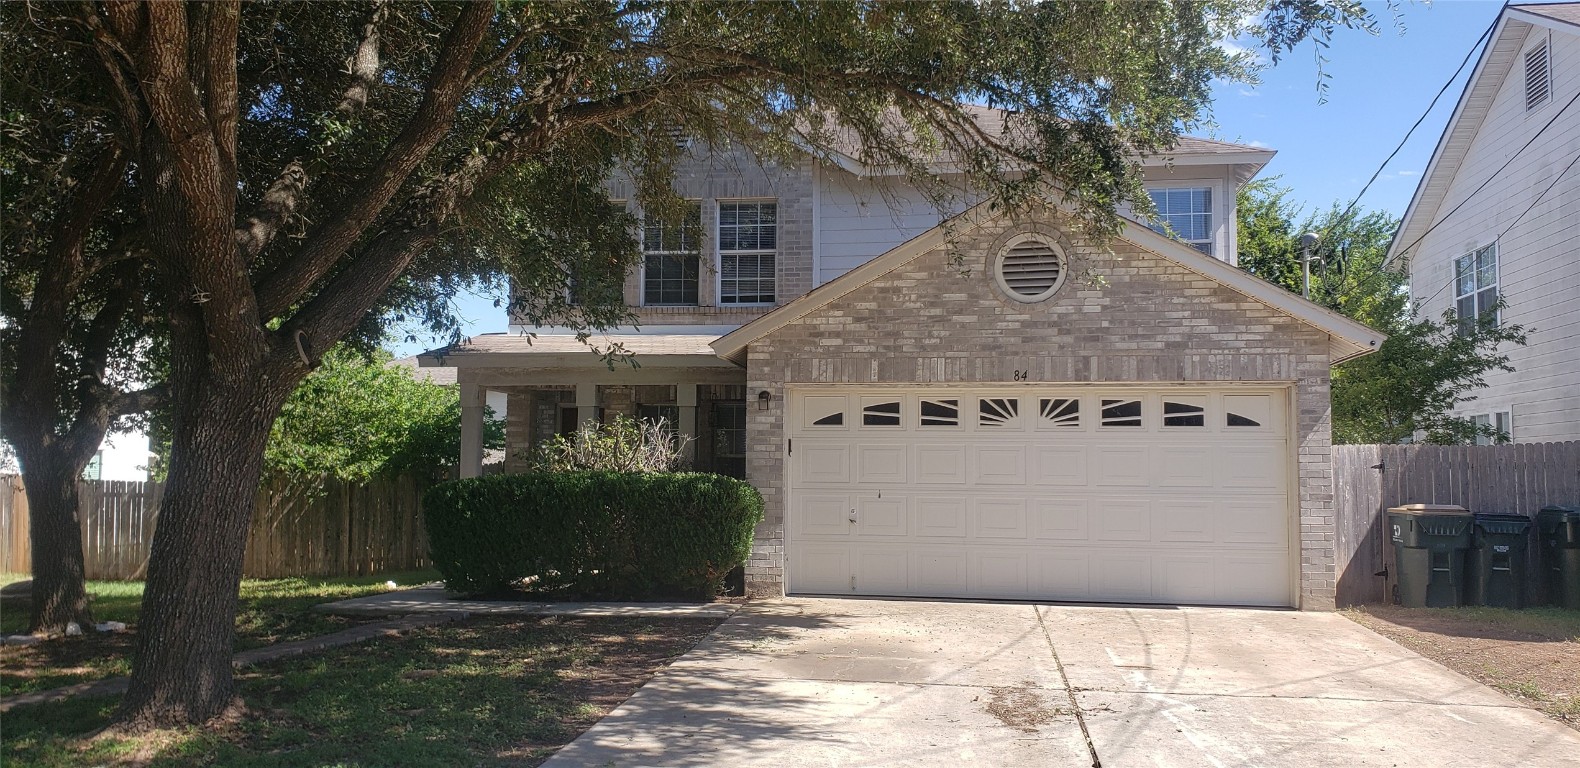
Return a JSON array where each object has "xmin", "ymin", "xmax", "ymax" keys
[{"xmin": 786, "ymin": 387, "xmax": 1294, "ymax": 607}]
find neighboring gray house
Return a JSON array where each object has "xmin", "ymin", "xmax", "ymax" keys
[
  {"xmin": 421, "ymin": 118, "xmax": 1383, "ymax": 610},
  {"xmin": 1395, "ymin": 3, "xmax": 1580, "ymax": 443}
]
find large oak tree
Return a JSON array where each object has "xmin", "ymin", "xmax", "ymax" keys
[{"xmin": 2, "ymin": 0, "xmax": 1374, "ymax": 727}]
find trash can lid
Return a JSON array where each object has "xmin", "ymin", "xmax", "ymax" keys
[
  {"xmin": 1538, "ymin": 505, "xmax": 1580, "ymax": 520},
  {"xmin": 1388, "ymin": 503, "xmax": 1471, "ymax": 515},
  {"xmin": 1474, "ymin": 512, "xmax": 1530, "ymax": 522}
]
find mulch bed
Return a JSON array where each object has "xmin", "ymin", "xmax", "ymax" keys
[{"xmin": 1348, "ymin": 605, "xmax": 1580, "ymax": 731}]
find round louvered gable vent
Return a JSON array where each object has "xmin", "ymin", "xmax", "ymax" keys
[{"xmin": 993, "ymin": 237, "xmax": 1067, "ymax": 302}]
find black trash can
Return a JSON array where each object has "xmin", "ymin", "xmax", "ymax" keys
[
  {"xmin": 1466, "ymin": 513, "xmax": 1531, "ymax": 609},
  {"xmin": 1536, "ymin": 505, "xmax": 1580, "ymax": 610},
  {"xmin": 1388, "ymin": 504, "xmax": 1474, "ymax": 608}
]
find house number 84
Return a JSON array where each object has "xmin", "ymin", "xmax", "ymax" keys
[{"xmin": 1013, "ymin": 370, "xmax": 1030, "ymax": 382}]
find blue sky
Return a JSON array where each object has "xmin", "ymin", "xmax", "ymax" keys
[
  {"xmin": 391, "ymin": 1, "xmax": 1506, "ymax": 355},
  {"xmin": 1209, "ymin": 0, "xmax": 1502, "ymax": 217}
]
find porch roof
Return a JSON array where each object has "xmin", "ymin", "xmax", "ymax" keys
[{"xmin": 418, "ymin": 332, "xmax": 737, "ymax": 370}]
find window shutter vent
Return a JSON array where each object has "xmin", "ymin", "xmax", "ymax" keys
[
  {"xmin": 1526, "ymin": 40, "xmax": 1551, "ymax": 111},
  {"xmin": 998, "ymin": 241, "xmax": 1064, "ymax": 298}
]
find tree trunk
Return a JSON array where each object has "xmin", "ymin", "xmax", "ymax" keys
[
  {"xmin": 117, "ymin": 365, "xmax": 289, "ymax": 728},
  {"xmin": 22, "ymin": 462, "xmax": 94, "ymax": 634}
]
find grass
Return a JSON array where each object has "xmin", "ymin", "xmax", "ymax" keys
[
  {"xmin": 1, "ymin": 615, "xmax": 720, "ymax": 768},
  {"xmin": 0, "ymin": 570, "xmax": 438, "ymax": 697},
  {"xmin": 1347, "ymin": 603, "xmax": 1580, "ymax": 731}
]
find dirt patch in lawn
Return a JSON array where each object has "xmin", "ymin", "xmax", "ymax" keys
[
  {"xmin": 3, "ymin": 615, "xmax": 723, "ymax": 767},
  {"xmin": 1347, "ymin": 605, "xmax": 1580, "ymax": 731}
]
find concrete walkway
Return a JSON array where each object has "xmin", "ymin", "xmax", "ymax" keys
[
  {"xmin": 543, "ymin": 599, "xmax": 1580, "ymax": 767},
  {"xmin": 313, "ymin": 585, "xmax": 741, "ymax": 619}
]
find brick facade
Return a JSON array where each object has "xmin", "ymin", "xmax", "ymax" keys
[{"xmin": 742, "ymin": 212, "xmax": 1339, "ymax": 609}]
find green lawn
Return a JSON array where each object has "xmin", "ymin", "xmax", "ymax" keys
[
  {"xmin": 2, "ymin": 615, "xmax": 720, "ymax": 768},
  {"xmin": 0, "ymin": 570, "xmax": 438, "ymax": 697}
]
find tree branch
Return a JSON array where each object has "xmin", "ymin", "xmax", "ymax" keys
[
  {"xmin": 337, "ymin": 0, "xmax": 388, "ymax": 114},
  {"xmin": 253, "ymin": 2, "xmax": 494, "ymax": 319}
]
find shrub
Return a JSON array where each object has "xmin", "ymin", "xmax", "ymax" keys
[
  {"xmin": 423, "ymin": 471, "xmax": 763, "ymax": 599},
  {"xmin": 526, "ymin": 415, "xmax": 693, "ymax": 473}
]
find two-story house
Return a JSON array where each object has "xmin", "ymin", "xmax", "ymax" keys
[
  {"xmin": 421, "ymin": 112, "xmax": 1383, "ymax": 610},
  {"xmin": 1396, "ymin": 3, "xmax": 1580, "ymax": 443}
]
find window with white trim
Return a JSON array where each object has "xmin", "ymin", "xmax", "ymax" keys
[
  {"xmin": 1525, "ymin": 37, "xmax": 1551, "ymax": 111},
  {"xmin": 718, "ymin": 201, "xmax": 777, "ymax": 304},
  {"xmin": 1454, "ymin": 243, "xmax": 1498, "ymax": 336},
  {"xmin": 642, "ymin": 202, "xmax": 702, "ymax": 306},
  {"xmin": 1473, "ymin": 411, "xmax": 1513, "ymax": 445},
  {"xmin": 1147, "ymin": 187, "xmax": 1213, "ymax": 255}
]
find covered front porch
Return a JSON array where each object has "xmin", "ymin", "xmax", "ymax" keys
[{"xmin": 419, "ymin": 333, "xmax": 748, "ymax": 478}]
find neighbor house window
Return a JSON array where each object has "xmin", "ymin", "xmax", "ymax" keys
[
  {"xmin": 718, "ymin": 201, "xmax": 777, "ymax": 304},
  {"xmin": 642, "ymin": 202, "xmax": 702, "ymax": 305},
  {"xmin": 1147, "ymin": 187, "xmax": 1214, "ymax": 256},
  {"xmin": 1475, "ymin": 411, "xmax": 1513, "ymax": 445},
  {"xmin": 1454, "ymin": 243, "xmax": 1498, "ymax": 335},
  {"xmin": 1526, "ymin": 37, "xmax": 1551, "ymax": 111}
]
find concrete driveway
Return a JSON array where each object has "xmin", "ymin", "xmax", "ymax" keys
[{"xmin": 543, "ymin": 599, "xmax": 1580, "ymax": 767}]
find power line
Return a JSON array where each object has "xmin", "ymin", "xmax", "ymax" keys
[
  {"xmin": 1317, "ymin": 11, "xmax": 1499, "ymax": 254},
  {"xmin": 1345, "ymin": 84, "xmax": 1580, "ymax": 302},
  {"xmin": 1414, "ymin": 148, "xmax": 1580, "ymax": 309}
]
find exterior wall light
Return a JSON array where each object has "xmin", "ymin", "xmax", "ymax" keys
[{"xmin": 758, "ymin": 390, "xmax": 772, "ymax": 410}]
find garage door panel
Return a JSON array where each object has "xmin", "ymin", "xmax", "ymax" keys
[
  {"xmin": 1031, "ymin": 445, "xmax": 1088, "ymax": 486},
  {"xmin": 915, "ymin": 497, "xmax": 969, "ymax": 537},
  {"xmin": 972, "ymin": 445, "xmax": 1027, "ymax": 485},
  {"xmin": 1157, "ymin": 499, "xmax": 1215, "ymax": 543},
  {"xmin": 1155, "ymin": 446, "xmax": 1215, "ymax": 488},
  {"xmin": 789, "ymin": 387, "xmax": 1293, "ymax": 607},
  {"xmin": 856, "ymin": 495, "xmax": 908, "ymax": 537},
  {"xmin": 1092, "ymin": 498, "xmax": 1151, "ymax": 542},
  {"xmin": 1094, "ymin": 446, "xmax": 1150, "ymax": 486},
  {"xmin": 793, "ymin": 548, "xmax": 851, "ymax": 594},
  {"xmin": 1032, "ymin": 497, "xmax": 1090, "ymax": 541},
  {"xmin": 799, "ymin": 443, "xmax": 851, "ymax": 484},
  {"xmin": 1219, "ymin": 498, "xmax": 1288, "ymax": 545},
  {"xmin": 914, "ymin": 445, "xmax": 967, "ymax": 484},
  {"xmin": 857, "ymin": 444, "xmax": 909, "ymax": 484},
  {"xmin": 1216, "ymin": 555, "xmax": 1290, "ymax": 605},
  {"xmin": 1217, "ymin": 446, "xmax": 1285, "ymax": 490},
  {"xmin": 973, "ymin": 498, "xmax": 1028, "ymax": 539},
  {"xmin": 1035, "ymin": 554, "xmax": 1091, "ymax": 599},
  {"xmin": 799, "ymin": 494, "xmax": 853, "ymax": 537},
  {"xmin": 915, "ymin": 549, "xmax": 969, "ymax": 594},
  {"xmin": 1155, "ymin": 555, "xmax": 1215, "ymax": 603},
  {"xmin": 973, "ymin": 551, "xmax": 1030, "ymax": 596},
  {"xmin": 1093, "ymin": 555, "xmax": 1154, "ymax": 601},
  {"xmin": 856, "ymin": 548, "xmax": 909, "ymax": 593}
]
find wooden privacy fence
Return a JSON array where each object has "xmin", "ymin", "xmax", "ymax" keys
[
  {"xmin": 0, "ymin": 473, "xmax": 433, "ymax": 580},
  {"xmin": 1334, "ymin": 442, "xmax": 1580, "ymax": 607}
]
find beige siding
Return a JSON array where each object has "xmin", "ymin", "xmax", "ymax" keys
[
  {"xmin": 744, "ymin": 211, "xmax": 1337, "ymax": 609},
  {"xmin": 816, "ymin": 171, "xmax": 954, "ymax": 285},
  {"xmin": 1409, "ymin": 24, "xmax": 1580, "ymax": 442}
]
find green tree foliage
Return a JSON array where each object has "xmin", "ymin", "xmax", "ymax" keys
[
  {"xmin": 1236, "ymin": 181, "xmax": 1527, "ymax": 444},
  {"xmin": 266, "ymin": 348, "xmax": 502, "ymax": 481}
]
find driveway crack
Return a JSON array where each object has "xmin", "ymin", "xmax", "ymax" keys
[{"xmin": 1036, "ymin": 604, "xmax": 1102, "ymax": 768}]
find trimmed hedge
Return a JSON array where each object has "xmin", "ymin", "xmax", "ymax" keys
[{"xmin": 423, "ymin": 472, "xmax": 764, "ymax": 599}]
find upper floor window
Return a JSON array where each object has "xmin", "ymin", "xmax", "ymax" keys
[
  {"xmin": 718, "ymin": 201, "xmax": 777, "ymax": 304},
  {"xmin": 1147, "ymin": 187, "xmax": 1213, "ymax": 256},
  {"xmin": 1455, "ymin": 243, "xmax": 1498, "ymax": 335},
  {"xmin": 1525, "ymin": 38, "xmax": 1551, "ymax": 111},
  {"xmin": 643, "ymin": 202, "xmax": 701, "ymax": 306}
]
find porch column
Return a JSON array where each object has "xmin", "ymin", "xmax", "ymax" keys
[
  {"xmin": 677, "ymin": 383, "xmax": 698, "ymax": 462},
  {"xmin": 575, "ymin": 382, "xmax": 599, "ymax": 431},
  {"xmin": 459, "ymin": 381, "xmax": 484, "ymax": 478}
]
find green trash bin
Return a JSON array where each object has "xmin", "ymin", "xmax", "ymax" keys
[
  {"xmin": 1388, "ymin": 504, "xmax": 1473, "ymax": 608},
  {"xmin": 1536, "ymin": 505, "xmax": 1580, "ymax": 610},
  {"xmin": 1466, "ymin": 513, "xmax": 1531, "ymax": 609}
]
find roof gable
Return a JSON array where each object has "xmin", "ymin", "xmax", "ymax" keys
[
  {"xmin": 1389, "ymin": 5, "xmax": 1579, "ymax": 264},
  {"xmin": 712, "ymin": 201, "xmax": 1385, "ymax": 366}
]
